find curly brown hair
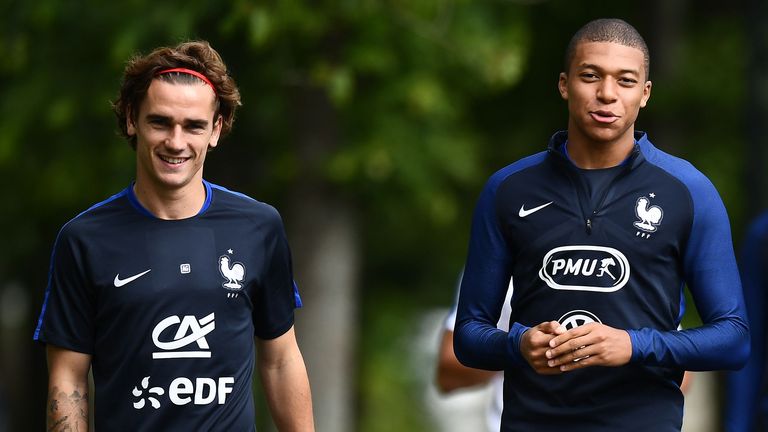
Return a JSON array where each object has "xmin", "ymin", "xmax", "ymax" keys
[{"xmin": 112, "ymin": 40, "xmax": 242, "ymax": 149}]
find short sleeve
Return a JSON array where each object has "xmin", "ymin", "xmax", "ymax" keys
[
  {"xmin": 252, "ymin": 209, "xmax": 299, "ymax": 340},
  {"xmin": 33, "ymin": 225, "xmax": 96, "ymax": 354}
]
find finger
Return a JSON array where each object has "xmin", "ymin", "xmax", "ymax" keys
[
  {"xmin": 536, "ymin": 320, "xmax": 563, "ymax": 334},
  {"xmin": 559, "ymin": 353, "xmax": 599, "ymax": 372},
  {"xmin": 549, "ymin": 324, "xmax": 595, "ymax": 348},
  {"xmin": 529, "ymin": 329, "xmax": 562, "ymax": 349},
  {"xmin": 554, "ymin": 321, "xmax": 568, "ymax": 336},
  {"xmin": 528, "ymin": 331, "xmax": 554, "ymax": 347},
  {"xmin": 547, "ymin": 343, "xmax": 594, "ymax": 367},
  {"xmin": 527, "ymin": 346, "xmax": 563, "ymax": 368},
  {"xmin": 548, "ymin": 329, "xmax": 584, "ymax": 348},
  {"xmin": 546, "ymin": 334, "xmax": 593, "ymax": 359}
]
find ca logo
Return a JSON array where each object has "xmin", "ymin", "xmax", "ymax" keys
[{"xmin": 151, "ymin": 313, "xmax": 215, "ymax": 359}]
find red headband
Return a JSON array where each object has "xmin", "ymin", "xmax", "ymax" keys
[{"xmin": 156, "ymin": 68, "xmax": 217, "ymax": 96}]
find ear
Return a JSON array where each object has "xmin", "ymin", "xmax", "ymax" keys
[
  {"xmin": 208, "ymin": 115, "xmax": 223, "ymax": 150},
  {"xmin": 639, "ymin": 80, "xmax": 652, "ymax": 108},
  {"xmin": 126, "ymin": 107, "xmax": 137, "ymax": 136},
  {"xmin": 558, "ymin": 72, "xmax": 569, "ymax": 100}
]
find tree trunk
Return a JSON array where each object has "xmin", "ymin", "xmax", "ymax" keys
[{"xmin": 285, "ymin": 85, "xmax": 359, "ymax": 432}]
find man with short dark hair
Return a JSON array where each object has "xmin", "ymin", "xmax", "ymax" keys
[
  {"xmin": 34, "ymin": 40, "xmax": 314, "ymax": 431},
  {"xmin": 454, "ymin": 18, "xmax": 749, "ymax": 431}
]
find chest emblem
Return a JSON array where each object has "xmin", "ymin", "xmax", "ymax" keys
[
  {"xmin": 633, "ymin": 195, "xmax": 663, "ymax": 237},
  {"xmin": 113, "ymin": 268, "xmax": 152, "ymax": 287},
  {"xmin": 539, "ymin": 245, "xmax": 630, "ymax": 293},
  {"xmin": 519, "ymin": 201, "xmax": 553, "ymax": 218},
  {"xmin": 219, "ymin": 250, "xmax": 246, "ymax": 297},
  {"xmin": 558, "ymin": 310, "xmax": 602, "ymax": 330}
]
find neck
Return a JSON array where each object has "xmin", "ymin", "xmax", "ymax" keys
[
  {"xmin": 132, "ymin": 178, "xmax": 207, "ymax": 220},
  {"xmin": 565, "ymin": 129, "xmax": 635, "ymax": 169}
]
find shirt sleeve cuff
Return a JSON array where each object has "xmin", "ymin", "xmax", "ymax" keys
[
  {"xmin": 507, "ymin": 322, "xmax": 531, "ymax": 366},
  {"xmin": 626, "ymin": 329, "xmax": 641, "ymax": 362}
]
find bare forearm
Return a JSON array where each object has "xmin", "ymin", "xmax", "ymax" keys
[
  {"xmin": 436, "ymin": 361, "xmax": 495, "ymax": 393},
  {"xmin": 260, "ymin": 359, "xmax": 314, "ymax": 431},
  {"xmin": 47, "ymin": 384, "xmax": 88, "ymax": 432},
  {"xmin": 436, "ymin": 330, "xmax": 495, "ymax": 393},
  {"xmin": 257, "ymin": 327, "xmax": 314, "ymax": 431},
  {"xmin": 46, "ymin": 346, "xmax": 91, "ymax": 432}
]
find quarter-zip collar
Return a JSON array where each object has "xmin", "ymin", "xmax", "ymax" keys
[
  {"xmin": 546, "ymin": 130, "xmax": 647, "ymax": 170},
  {"xmin": 545, "ymin": 130, "xmax": 650, "ymax": 234}
]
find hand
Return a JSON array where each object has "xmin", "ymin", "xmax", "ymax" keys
[
  {"xmin": 520, "ymin": 321, "xmax": 566, "ymax": 375},
  {"xmin": 544, "ymin": 323, "xmax": 632, "ymax": 372}
]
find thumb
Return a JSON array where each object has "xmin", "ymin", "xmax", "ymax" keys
[{"xmin": 538, "ymin": 320, "xmax": 565, "ymax": 335}]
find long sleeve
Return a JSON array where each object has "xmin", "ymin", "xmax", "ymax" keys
[
  {"xmin": 454, "ymin": 171, "xmax": 526, "ymax": 370},
  {"xmin": 627, "ymin": 173, "xmax": 750, "ymax": 371}
]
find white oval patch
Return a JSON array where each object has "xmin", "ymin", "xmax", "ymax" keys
[{"xmin": 538, "ymin": 245, "xmax": 630, "ymax": 292}]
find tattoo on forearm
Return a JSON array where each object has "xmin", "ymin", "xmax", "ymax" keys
[{"xmin": 47, "ymin": 386, "xmax": 88, "ymax": 432}]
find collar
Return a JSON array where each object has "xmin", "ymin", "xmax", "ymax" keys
[
  {"xmin": 547, "ymin": 130, "xmax": 648, "ymax": 170},
  {"xmin": 126, "ymin": 180, "xmax": 213, "ymax": 219}
]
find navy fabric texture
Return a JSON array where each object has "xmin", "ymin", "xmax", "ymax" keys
[
  {"xmin": 34, "ymin": 181, "xmax": 300, "ymax": 431},
  {"xmin": 455, "ymin": 131, "xmax": 749, "ymax": 431}
]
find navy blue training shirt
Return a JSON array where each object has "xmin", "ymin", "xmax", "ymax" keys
[
  {"xmin": 455, "ymin": 131, "xmax": 749, "ymax": 432},
  {"xmin": 34, "ymin": 180, "xmax": 301, "ymax": 431}
]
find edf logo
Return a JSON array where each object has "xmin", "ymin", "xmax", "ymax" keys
[{"xmin": 133, "ymin": 376, "xmax": 235, "ymax": 410}]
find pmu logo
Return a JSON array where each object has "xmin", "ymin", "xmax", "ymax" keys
[
  {"xmin": 538, "ymin": 245, "xmax": 630, "ymax": 292},
  {"xmin": 152, "ymin": 313, "xmax": 215, "ymax": 359}
]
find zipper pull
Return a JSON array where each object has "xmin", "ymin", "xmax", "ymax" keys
[{"xmin": 586, "ymin": 218, "xmax": 592, "ymax": 234}]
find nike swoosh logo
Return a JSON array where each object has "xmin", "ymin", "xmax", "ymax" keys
[
  {"xmin": 114, "ymin": 269, "xmax": 151, "ymax": 287},
  {"xmin": 519, "ymin": 201, "xmax": 553, "ymax": 218}
]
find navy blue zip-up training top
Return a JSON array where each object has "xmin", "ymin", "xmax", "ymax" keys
[{"xmin": 455, "ymin": 131, "xmax": 749, "ymax": 432}]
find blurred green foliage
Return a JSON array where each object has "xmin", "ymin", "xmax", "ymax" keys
[{"xmin": 1, "ymin": 0, "xmax": 752, "ymax": 430}]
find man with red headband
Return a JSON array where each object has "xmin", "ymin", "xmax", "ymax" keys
[{"xmin": 33, "ymin": 41, "xmax": 315, "ymax": 431}]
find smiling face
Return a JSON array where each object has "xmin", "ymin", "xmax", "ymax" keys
[
  {"xmin": 558, "ymin": 41, "xmax": 651, "ymax": 150},
  {"xmin": 127, "ymin": 79, "xmax": 222, "ymax": 198}
]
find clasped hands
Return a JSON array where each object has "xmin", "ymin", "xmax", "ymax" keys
[{"xmin": 520, "ymin": 321, "xmax": 632, "ymax": 375}]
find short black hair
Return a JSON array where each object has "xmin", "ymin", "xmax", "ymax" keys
[{"xmin": 564, "ymin": 18, "xmax": 650, "ymax": 80}]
